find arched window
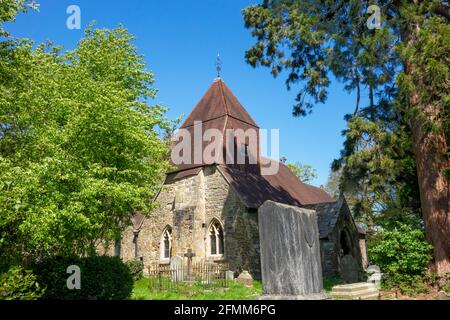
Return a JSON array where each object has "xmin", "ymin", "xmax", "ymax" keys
[
  {"xmin": 209, "ymin": 220, "xmax": 224, "ymax": 256},
  {"xmin": 160, "ymin": 226, "xmax": 172, "ymax": 260}
]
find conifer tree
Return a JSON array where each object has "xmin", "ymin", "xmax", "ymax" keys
[{"xmin": 243, "ymin": 0, "xmax": 449, "ymax": 273}]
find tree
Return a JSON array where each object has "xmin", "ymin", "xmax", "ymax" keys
[
  {"xmin": 243, "ymin": 0, "xmax": 449, "ymax": 273},
  {"xmin": 331, "ymin": 117, "xmax": 422, "ymax": 233},
  {"xmin": 0, "ymin": 23, "xmax": 172, "ymax": 264},
  {"xmin": 0, "ymin": 0, "xmax": 38, "ymax": 37},
  {"xmin": 286, "ymin": 162, "xmax": 318, "ymax": 183}
]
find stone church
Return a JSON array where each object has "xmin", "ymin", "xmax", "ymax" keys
[{"xmin": 101, "ymin": 78, "xmax": 367, "ymax": 279}]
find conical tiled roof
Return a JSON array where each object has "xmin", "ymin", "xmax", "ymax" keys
[
  {"xmin": 169, "ymin": 78, "xmax": 333, "ymax": 208},
  {"xmin": 180, "ymin": 78, "xmax": 258, "ymax": 129}
]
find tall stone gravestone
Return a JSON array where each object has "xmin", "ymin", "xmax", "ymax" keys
[{"xmin": 258, "ymin": 201, "xmax": 323, "ymax": 297}]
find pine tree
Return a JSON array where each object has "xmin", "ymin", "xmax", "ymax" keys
[{"xmin": 243, "ymin": 0, "xmax": 449, "ymax": 273}]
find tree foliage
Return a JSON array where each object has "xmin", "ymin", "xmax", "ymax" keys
[
  {"xmin": 32, "ymin": 255, "xmax": 134, "ymax": 300},
  {"xmin": 0, "ymin": 0, "xmax": 38, "ymax": 37},
  {"xmin": 0, "ymin": 265, "xmax": 44, "ymax": 300},
  {"xmin": 243, "ymin": 0, "xmax": 450, "ymax": 270},
  {"xmin": 368, "ymin": 224, "xmax": 433, "ymax": 294},
  {"xmin": 0, "ymin": 21, "xmax": 172, "ymax": 263},
  {"xmin": 286, "ymin": 162, "xmax": 318, "ymax": 183}
]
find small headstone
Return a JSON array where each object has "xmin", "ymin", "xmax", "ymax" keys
[
  {"xmin": 170, "ymin": 255, "xmax": 183, "ymax": 281},
  {"xmin": 366, "ymin": 265, "xmax": 383, "ymax": 288},
  {"xmin": 237, "ymin": 270, "xmax": 253, "ymax": 287},
  {"xmin": 340, "ymin": 255, "xmax": 359, "ymax": 283},
  {"xmin": 367, "ymin": 265, "xmax": 381, "ymax": 273},
  {"xmin": 184, "ymin": 249, "xmax": 196, "ymax": 281},
  {"xmin": 225, "ymin": 270, "xmax": 234, "ymax": 282},
  {"xmin": 170, "ymin": 255, "xmax": 183, "ymax": 269}
]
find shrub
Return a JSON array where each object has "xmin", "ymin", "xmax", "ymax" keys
[
  {"xmin": 0, "ymin": 266, "xmax": 45, "ymax": 300},
  {"xmin": 125, "ymin": 259, "xmax": 144, "ymax": 281},
  {"xmin": 32, "ymin": 256, "xmax": 133, "ymax": 300},
  {"xmin": 323, "ymin": 276, "xmax": 344, "ymax": 292},
  {"xmin": 368, "ymin": 224, "xmax": 432, "ymax": 295}
]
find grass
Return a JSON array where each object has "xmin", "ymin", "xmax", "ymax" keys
[
  {"xmin": 323, "ymin": 276, "xmax": 344, "ymax": 292},
  {"xmin": 131, "ymin": 278, "xmax": 263, "ymax": 300}
]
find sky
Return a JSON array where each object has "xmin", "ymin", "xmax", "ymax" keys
[{"xmin": 5, "ymin": 0, "xmax": 362, "ymax": 187}]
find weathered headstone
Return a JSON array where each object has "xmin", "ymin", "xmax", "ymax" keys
[
  {"xmin": 340, "ymin": 255, "xmax": 359, "ymax": 283},
  {"xmin": 366, "ymin": 265, "xmax": 383, "ymax": 288},
  {"xmin": 184, "ymin": 249, "xmax": 196, "ymax": 281},
  {"xmin": 170, "ymin": 255, "xmax": 183, "ymax": 281},
  {"xmin": 225, "ymin": 270, "xmax": 235, "ymax": 282},
  {"xmin": 258, "ymin": 201, "xmax": 323, "ymax": 297},
  {"xmin": 237, "ymin": 270, "xmax": 253, "ymax": 287}
]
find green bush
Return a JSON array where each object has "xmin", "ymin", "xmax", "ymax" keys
[
  {"xmin": 368, "ymin": 224, "xmax": 432, "ymax": 295},
  {"xmin": 0, "ymin": 266, "xmax": 45, "ymax": 300},
  {"xmin": 32, "ymin": 256, "xmax": 133, "ymax": 300},
  {"xmin": 125, "ymin": 259, "xmax": 144, "ymax": 281},
  {"xmin": 323, "ymin": 276, "xmax": 344, "ymax": 292}
]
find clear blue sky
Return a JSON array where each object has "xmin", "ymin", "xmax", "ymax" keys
[{"xmin": 6, "ymin": 0, "xmax": 363, "ymax": 187}]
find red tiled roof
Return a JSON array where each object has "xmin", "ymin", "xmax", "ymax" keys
[
  {"xmin": 170, "ymin": 79, "xmax": 260, "ymax": 173},
  {"xmin": 180, "ymin": 79, "xmax": 258, "ymax": 129},
  {"xmin": 170, "ymin": 79, "xmax": 333, "ymax": 208},
  {"xmin": 218, "ymin": 159, "xmax": 332, "ymax": 209}
]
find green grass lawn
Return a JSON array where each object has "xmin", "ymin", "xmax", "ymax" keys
[{"xmin": 131, "ymin": 278, "xmax": 263, "ymax": 300}]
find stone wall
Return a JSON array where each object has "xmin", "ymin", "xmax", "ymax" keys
[
  {"xmin": 321, "ymin": 204, "xmax": 364, "ymax": 279},
  {"xmin": 204, "ymin": 166, "xmax": 261, "ymax": 278},
  {"xmin": 98, "ymin": 165, "xmax": 363, "ymax": 282},
  {"xmin": 320, "ymin": 239, "xmax": 338, "ymax": 278},
  {"xmin": 106, "ymin": 165, "xmax": 261, "ymax": 278}
]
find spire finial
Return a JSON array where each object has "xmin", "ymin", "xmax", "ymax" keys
[{"xmin": 215, "ymin": 53, "xmax": 222, "ymax": 78}]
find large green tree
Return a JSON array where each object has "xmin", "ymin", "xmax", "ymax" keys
[
  {"xmin": 0, "ymin": 9, "xmax": 171, "ymax": 264},
  {"xmin": 243, "ymin": 0, "xmax": 449, "ymax": 273}
]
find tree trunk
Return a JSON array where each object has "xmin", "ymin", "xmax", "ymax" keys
[
  {"xmin": 410, "ymin": 103, "xmax": 450, "ymax": 274},
  {"xmin": 403, "ymin": 5, "xmax": 450, "ymax": 273}
]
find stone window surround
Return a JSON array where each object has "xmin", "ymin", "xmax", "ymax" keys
[
  {"xmin": 160, "ymin": 225, "xmax": 173, "ymax": 263},
  {"xmin": 207, "ymin": 218, "xmax": 225, "ymax": 260}
]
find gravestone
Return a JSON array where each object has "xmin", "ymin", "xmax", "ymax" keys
[
  {"xmin": 225, "ymin": 271, "xmax": 235, "ymax": 282},
  {"xmin": 184, "ymin": 249, "xmax": 196, "ymax": 282},
  {"xmin": 237, "ymin": 270, "xmax": 253, "ymax": 287},
  {"xmin": 366, "ymin": 265, "xmax": 383, "ymax": 288},
  {"xmin": 258, "ymin": 201, "xmax": 323, "ymax": 297},
  {"xmin": 340, "ymin": 255, "xmax": 359, "ymax": 283},
  {"xmin": 170, "ymin": 255, "xmax": 183, "ymax": 281}
]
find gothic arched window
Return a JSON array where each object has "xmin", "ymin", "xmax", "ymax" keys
[
  {"xmin": 209, "ymin": 220, "xmax": 224, "ymax": 256},
  {"xmin": 160, "ymin": 226, "xmax": 172, "ymax": 260}
]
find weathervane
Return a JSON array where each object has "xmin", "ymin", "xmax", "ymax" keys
[{"xmin": 215, "ymin": 53, "xmax": 222, "ymax": 78}]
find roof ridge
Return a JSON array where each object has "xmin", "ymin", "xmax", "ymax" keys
[{"xmin": 218, "ymin": 79, "xmax": 230, "ymax": 115}]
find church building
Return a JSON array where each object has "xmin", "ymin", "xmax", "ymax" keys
[{"xmin": 101, "ymin": 78, "xmax": 366, "ymax": 279}]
